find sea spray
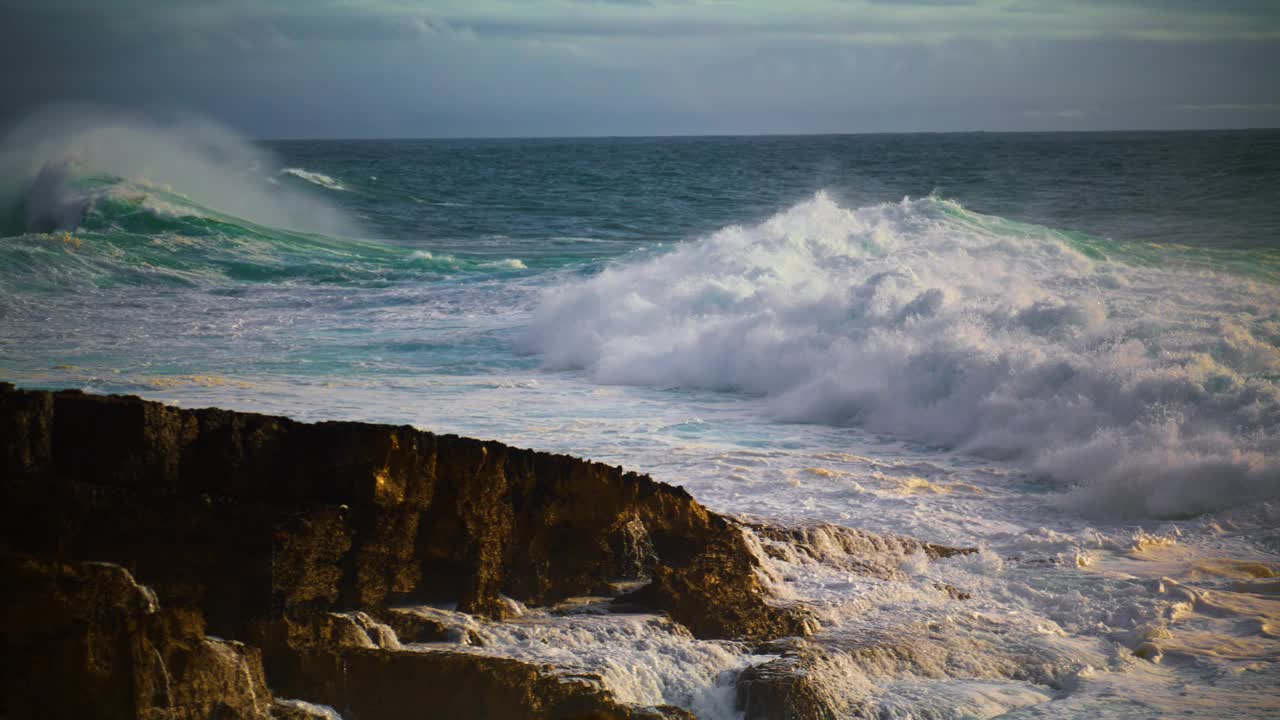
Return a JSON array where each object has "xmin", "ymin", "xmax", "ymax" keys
[
  {"xmin": 524, "ymin": 192, "xmax": 1280, "ymax": 519},
  {"xmin": 0, "ymin": 105, "xmax": 357, "ymax": 238},
  {"xmin": 281, "ymin": 168, "xmax": 349, "ymax": 192}
]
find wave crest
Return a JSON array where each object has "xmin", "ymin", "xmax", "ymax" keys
[
  {"xmin": 281, "ymin": 168, "xmax": 348, "ymax": 192},
  {"xmin": 0, "ymin": 105, "xmax": 357, "ymax": 238},
  {"xmin": 523, "ymin": 192, "xmax": 1280, "ymax": 518}
]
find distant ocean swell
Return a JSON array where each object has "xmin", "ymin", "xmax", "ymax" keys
[
  {"xmin": 0, "ymin": 110, "xmax": 534, "ymax": 290},
  {"xmin": 524, "ymin": 192, "xmax": 1280, "ymax": 519},
  {"xmin": 0, "ymin": 172, "xmax": 525, "ymax": 288}
]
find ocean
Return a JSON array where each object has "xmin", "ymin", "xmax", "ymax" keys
[{"xmin": 2, "ymin": 116, "xmax": 1278, "ymax": 718}]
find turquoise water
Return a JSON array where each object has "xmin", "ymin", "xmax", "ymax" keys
[
  {"xmin": 2, "ymin": 127, "xmax": 1279, "ymax": 509},
  {"xmin": 2, "ymin": 119, "xmax": 1279, "ymax": 718},
  {"xmin": 4, "ymin": 130, "xmax": 1278, "ymax": 380}
]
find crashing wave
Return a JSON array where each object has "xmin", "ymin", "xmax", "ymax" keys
[
  {"xmin": 523, "ymin": 192, "xmax": 1280, "ymax": 519},
  {"xmin": 0, "ymin": 107, "xmax": 356, "ymax": 238}
]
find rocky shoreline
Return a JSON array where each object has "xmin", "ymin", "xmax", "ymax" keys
[{"xmin": 0, "ymin": 383, "xmax": 972, "ymax": 719}]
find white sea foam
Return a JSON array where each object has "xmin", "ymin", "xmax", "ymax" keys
[
  {"xmin": 281, "ymin": 167, "xmax": 348, "ymax": 192},
  {"xmin": 465, "ymin": 609, "xmax": 750, "ymax": 717},
  {"xmin": 409, "ymin": 250, "xmax": 460, "ymax": 266},
  {"xmin": 274, "ymin": 699, "xmax": 343, "ymax": 719},
  {"xmin": 488, "ymin": 258, "xmax": 527, "ymax": 270},
  {"xmin": 524, "ymin": 192, "xmax": 1280, "ymax": 519}
]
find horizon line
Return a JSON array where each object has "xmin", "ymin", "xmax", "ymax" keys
[{"xmin": 257, "ymin": 126, "xmax": 1280, "ymax": 143}]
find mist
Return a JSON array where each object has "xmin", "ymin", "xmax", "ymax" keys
[{"xmin": 0, "ymin": 106, "xmax": 358, "ymax": 236}]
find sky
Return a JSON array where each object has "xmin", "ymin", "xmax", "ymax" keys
[{"xmin": 2, "ymin": 0, "xmax": 1278, "ymax": 138}]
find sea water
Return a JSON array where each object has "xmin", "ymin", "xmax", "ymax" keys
[{"xmin": 1, "ymin": 110, "xmax": 1277, "ymax": 718}]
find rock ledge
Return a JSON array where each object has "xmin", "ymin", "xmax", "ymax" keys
[{"xmin": 0, "ymin": 383, "xmax": 802, "ymax": 719}]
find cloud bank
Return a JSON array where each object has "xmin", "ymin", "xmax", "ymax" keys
[{"xmin": 2, "ymin": 0, "xmax": 1277, "ymax": 137}]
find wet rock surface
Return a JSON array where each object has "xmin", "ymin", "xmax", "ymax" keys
[
  {"xmin": 0, "ymin": 384, "xmax": 798, "ymax": 639},
  {"xmin": 0, "ymin": 552, "xmax": 273, "ymax": 720},
  {"xmin": 275, "ymin": 644, "xmax": 697, "ymax": 720},
  {"xmin": 748, "ymin": 522, "xmax": 977, "ymax": 581},
  {"xmin": 0, "ymin": 384, "xmax": 797, "ymax": 718},
  {"xmin": 734, "ymin": 618, "xmax": 1084, "ymax": 720}
]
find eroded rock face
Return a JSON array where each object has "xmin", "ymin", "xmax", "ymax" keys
[
  {"xmin": 0, "ymin": 551, "xmax": 694, "ymax": 720},
  {"xmin": 0, "ymin": 383, "xmax": 798, "ymax": 643},
  {"xmin": 0, "ymin": 383, "xmax": 803, "ymax": 718},
  {"xmin": 736, "ymin": 647, "xmax": 844, "ymax": 720},
  {"xmin": 275, "ymin": 645, "xmax": 696, "ymax": 720},
  {"xmin": 0, "ymin": 553, "xmax": 272, "ymax": 720}
]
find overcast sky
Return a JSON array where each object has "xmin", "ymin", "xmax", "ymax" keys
[{"xmin": 3, "ymin": 0, "xmax": 1278, "ymax": 138}]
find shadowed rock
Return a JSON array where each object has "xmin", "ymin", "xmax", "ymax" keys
[
  {"xmin": 0, "ymin": 553, "xmax": 272, "ymax": 720},
  {"xmin": 276, "ymin": 644, "xmax": 695, "ymax": 720},
  {"xmin": 0, "ymin": 383, "xmax": 802, "ymax": 641},
  {"xmin": 0, "ymin": 383, "xmax": 804, "ymax": 718}
]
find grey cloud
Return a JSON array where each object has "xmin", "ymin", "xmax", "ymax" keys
[
  {"xmin": 0, "ymin": 0, "xmax": 1276, "ymax": 137},
  {"xmin": 865, "ymin": 0, "xmax": 980, "ymax": 6}
]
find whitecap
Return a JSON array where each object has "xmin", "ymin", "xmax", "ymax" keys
[
  {"xmin": 523, "ymin": 191, "xmax": 1280, "ymax": 519},
  {"xmin": 281, "ymin": 167, "xmax": 348, "ymax": 192}
]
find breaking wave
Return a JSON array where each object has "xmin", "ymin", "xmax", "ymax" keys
[
  {"xmin": 281, "ymin": 168, "xmax": 348, "ymax": 192},
  {"xmin": 524, "ymin": 192, "xmax": 1280, "ymax": 519},
  {"xmin": 0, "ymin": 108, "xmax": 529, "ymax": 289},
  {"xmin": 0, "ymin": 106, "xmax": 356, "ymax": 238}
]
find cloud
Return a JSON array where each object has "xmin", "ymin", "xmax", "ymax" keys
[
  {"xmin": 1022, "ymin": 108, "xmax": 1096, "ymax": 119},
  {"xmin": 0, "ymin": 0, "xmax": 1276, "ymax": 137},
  {"xmin": 866, "ymin": 0, "xmax": 980, "ymax": 5},
  {"xmin": 7, "ymin": 0, "xmax": 1279, "ymax": 42},
  {"xmin": 1171, "ymin": 103, "xmax": 1280, "ymax": 113}
]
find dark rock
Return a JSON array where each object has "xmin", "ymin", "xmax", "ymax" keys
[
  {"xmin": 375, "ymin": 606, "xmax": 475, "ymax": 645},
  {"xmin": 272, "ymin": 698, "xmax": 343, "ymax": 720},
  {"xmin": 0, "ymin": 383, "xmax": 806, "ymax": 718},
  {"xmin": 0, "ymin": 552, "xmax": 272, "ymax": 720},
  {"xmin": 934, "ymin": 581, "xmax": 972, "ymax": 600},
  {"xmin": 736, "ymin": 646, "xmax": 842, "ymax": 720},
  {"xmin": 735, "ymin": 631, "xmax": 943, "ymax": 720},
  {"xmin": 922, "ymin": 542, "xmax": 979, "ymax": 560},
  {"xmin": 0, "ymin": 383, "xmax": 798, "ymax": 644},
  {"xmin": 622, "ymin": 534, "xmax": 815, "ymax": 641},
  {"xmin": 273, "ymin": 645, "xmax": 694, "ymax": 720}
]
